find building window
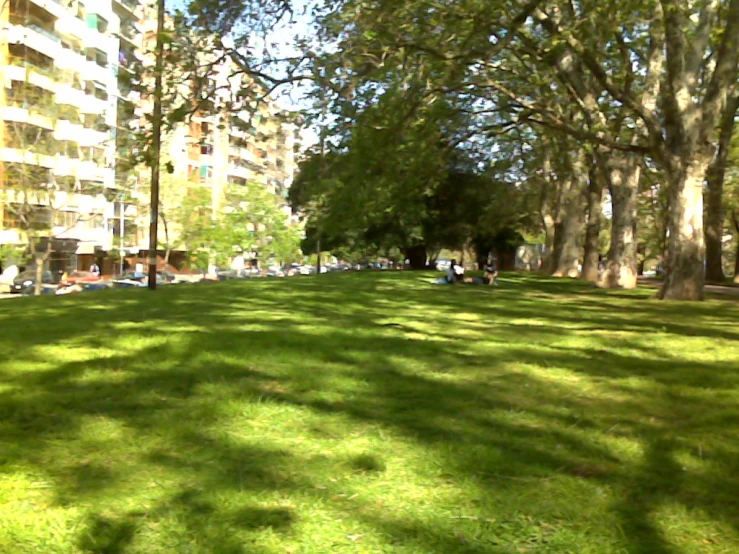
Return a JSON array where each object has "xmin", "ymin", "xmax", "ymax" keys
[
  {"xmin": 87, "ymin": 48, "xmax": 108, "ymax": 68},
  {"xmin": 83, "ymin": 214, "xmax": 104, "ymax": 229},
  {"xmin": 6, "ymin": 123, "xmax": 57, "ymax": 155},
  {"xmin": 8, "ymin": 44, "xmax": 54, "ymax": 75},
  {"xmin": 55, "ymin": 176, "xmax": 77, "ymax": 189},
  {"xmin": 1, "ymin": 163, "xmax": 51, "ymax": 189},
  {"xmin": 60, "ymin": 141, "xmax": 79, "ymax": 159},
  {"xmin": 7, "ymin": 82, "xmax": 54, "ymax": 109},
  {"xmin": 85, "ymin": 13, "xmax": 108, "ymax": 33},
  {"xmin": 79, "ymin": 180, "xmax": 103, "ymax": 195},
  {"xmin": 58, "ymin": 104, "xmax": 82, "ymax": 124},
  {"xmin": 75, "ymin": 2, "xmax": 86, "ymax": 21},
  {"xmin": 3, "ymin": 208, "xmax": 22, "ymax": 229},
  {"xmin": 199, "ymin": 165, "xmax": 213, "ymax": 182},
  {"xmin": 87, "ymin": 81, "xmax": 108, "ymax": 101},
  {"xmin": 83, "ymin": 114, "xmax": 107, "ymax": 132},
  {"xmin": 29, "ymin": 206, "xmax": 52, "ymax": 230},
  {"xmin": 54, "ymin": 211, "xmax": 78, "ymax": 229}
]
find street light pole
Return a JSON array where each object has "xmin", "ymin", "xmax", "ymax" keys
[{"xmin": 147, "ymin": 0, "xmax": 165, "ymax": 290}]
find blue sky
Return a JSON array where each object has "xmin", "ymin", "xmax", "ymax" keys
[{"xmin": 167, "ymin": 0, "xmax": 319, "ymax": 145}]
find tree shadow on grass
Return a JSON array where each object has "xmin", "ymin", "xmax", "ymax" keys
[
  {"xmin": 0, "ymin": 273, "xmax": 737, "ymax": 552},
  {"xmin": 79, "ymin": 514, "xmax": 136, "ymax": 554}
]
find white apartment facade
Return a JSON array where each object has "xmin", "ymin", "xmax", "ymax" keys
[{"xmin": 0, "ymin": 0, "xmax": 145, "ymax": 272}]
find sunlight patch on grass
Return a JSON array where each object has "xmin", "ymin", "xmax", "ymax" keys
[
  {"xmin": 652, "ymin": 502, "xmax": 739, "ymax": 554},
  {"xmin": 0, "ymin": 273, "xmax": 737, "ymax": 553}
]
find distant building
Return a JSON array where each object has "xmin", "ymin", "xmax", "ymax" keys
[
  {"xmin": 0, "ymin": 1, "xmax": 299, "ymax": 273},
  {"xmin": 130, "ymin": 17, "xmax": 300, "ymax": 260},
  {"xmin": 0, "ymin": 0, "xmax": 146, "ymax": 272}
]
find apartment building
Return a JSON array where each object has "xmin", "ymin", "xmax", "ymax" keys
[
  {"xmin": 133, "ymin": 28, "xmax": 301, "ymax": 260},
  {"xmin": 168, "ymin": 104, "xmax": 299, "ymax": 201},
  {"xmin": 0, "ymin": 0, "xmax": 145, "ymax": 273}
]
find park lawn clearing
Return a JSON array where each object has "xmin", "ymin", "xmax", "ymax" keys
[{"xmin": 0, "ymin": 272, "xmax": 738, "ymax": 554}]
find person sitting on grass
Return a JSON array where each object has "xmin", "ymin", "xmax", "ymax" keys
[
  {"xmin": 453, "ymin": 260, "xmax": 465, "ymax": 282},
  {"xmin": 483, "ymin": 259, "xmax": 499, "ymax": 286},
  {"xmin": 433, "ymin": 259, "xmax": 462, "ymax": 285},
  {"xmin": 461, "ymin": 259, "xmax": 499, "ymax": 286}
]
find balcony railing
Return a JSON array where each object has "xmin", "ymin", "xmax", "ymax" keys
[
  {"xmin": 27, "ymin": 23, "xmax": 61, "ymax": 44},
  {"xmin": 113, "ymin": 0, "xmax": 139, "ymax": 12},
  {"xmin": 7, "ymin": 57, "xmax": 57, "ymax": 79}
]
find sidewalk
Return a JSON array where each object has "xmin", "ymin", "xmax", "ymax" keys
[{"xmin": 638, "ymin": 277, "xmax": 739, "ymax": 298}]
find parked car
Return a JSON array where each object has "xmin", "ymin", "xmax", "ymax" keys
[
  {"xmin": 65, "ymin": 270, "xmax": 101, "ymax": 284},
  {"xmin": 22, "ymin": 283, "xmax": 58, "ymax": 296},
  {"xmin": 11, "ymin": 270, "xmax": 55, "ymax": 294},
  {"xmin": 112, "ymin": 271, "xmax": 176, "ymax": 288},
  {"xmin": 216, "ymin": 269, "xmax": 250, "ymax": 280},
  {"xmin": 111, "ymin": 271, "xmax": 147, "ymax": 289},
  {"xmin": 436, "ymin": 259, "xmax": 451, "ymax": 271},
  {"xmin": 157, "ymin": 270, "xmax": 178, "ymax": 283},
  {"xmin": 81, "ymin": 282, "xmax": 112, "ymax": 292}
]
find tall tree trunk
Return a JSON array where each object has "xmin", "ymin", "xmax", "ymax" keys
[
  {"xmin": 658, "ymin": 154, "xmax": 712, "ymax": 300},
  {"xmin": 31, "ymin": 240, "xmax": 52, "ymax": 296},
  {"xmin": 598, "ymin": 154, "xmax": 640, "ymax": 289},
  {"xmin": 732, "ymin": 210, "xmax": 739, "ymax": 283},
  {"xmin": 34, "ymin": 256, "xmax": 44, "ymax": 296},
  {"xmin": 553, "ymin": 150, "xmax": 587, "ymax": 278},
  {"xmin": 582, "ymin": 164, "xmax": 604, "ymax": 282},
  {"xmin": 538, "ymin": 146, "xmax": 559, "ymax": 274},
  {"xmin": 405, "ymin": 244, "xmax": 427, "ymax": 270},
  {"xmin": 540, "ymin": 215, "xmax": 557, "ymax": 273},
  {"xmin": 705, "ymin": 95, "xmax": 739, "ymax": 282},
  {"xmin": 161, "ymin": 216, "xmax": 171, "ymax": 266}
]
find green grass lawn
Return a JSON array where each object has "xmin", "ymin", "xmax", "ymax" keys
[{"xmin": 0, "ymin": 272, "xmax": 738, "ymax": 554}]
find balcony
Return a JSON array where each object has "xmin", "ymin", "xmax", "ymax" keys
[
  {"xmin": 54, "ymin": 85, "xmax": 89, "ymax": 111},
  {"xmin": 0, "ymin": 230, "xmax": 24, "ymax": 246},
  {"xmin": 81, "ymin": 61, "xmax": 110, "ymax": 84},
  {"xmin": 0, "ymin": 106, "xmax": 55, "ymax": 130},
  {"xmin": 26, "ymin": 0, "xmax": 67, "ymax": 19},
  {"xmin": 53, "ymin": 158, "xmax": 112, "ymax": 183},
  {"xmin": 56, "ymin": 226, "xmax": 110, "ymax": 245},
  {"xmin": 0, "ymin": 147, "xmax": 55, "ymax": 168},
  {"xmin": 112, "ymin": 0, "xmax": 140, "ymax": 16},
  {"xmin": 4, "ymin": 63, "xmax": 56, "ymax": 91},
  {"xmin": 27, "ymin": 22, "xmax": 60, "ymax": 43},
  {"xmin": 6, "ymin": 23, "xmax": 62, "ymax": 60},
  {"xmin": 226, "ymin": 165, "xmax": 250, "ymax": 180},
  {"xmin": 55, "ymin": 120, "xmax": 86, "ymax": 142},
  {"xmin": 116, "ymin": 22, "xmax": 139, "ymax": 48}
]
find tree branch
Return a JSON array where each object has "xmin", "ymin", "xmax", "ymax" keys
[
  {"xmin": 528, "ymin": 3, "xmax": 664, "ymax": 142},
  {"xmin": 700, "ymin": 0, "xmax": 739, "ymax": 139}
]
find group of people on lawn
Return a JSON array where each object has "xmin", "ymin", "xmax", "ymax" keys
[{"xmin": 435, "ymin": 259, "xmax": 499, "ymax": 286}]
